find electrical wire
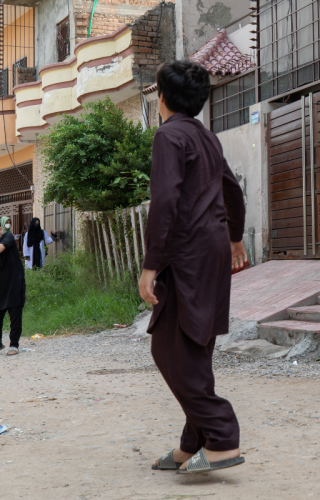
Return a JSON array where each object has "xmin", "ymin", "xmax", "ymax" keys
[{"xmin": 139, "ymin": 0, "xmax": 165, "ymax": 128}]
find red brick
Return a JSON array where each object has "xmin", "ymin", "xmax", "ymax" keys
[
  {"xmin": 147, "ymin": 20, "xmax": 159, "ymax": 27},
  {"xmin": 137, "ymin": 47, "xmax": 152, "ymax": 53}
]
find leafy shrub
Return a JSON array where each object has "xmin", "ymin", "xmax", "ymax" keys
[
  {"xmin": 40, "ymin": 97, "xmax": 156, "ymax": 211},
  {"xmin": 3, "ymin": 251, "xmax": 141, "ymax": 336}
]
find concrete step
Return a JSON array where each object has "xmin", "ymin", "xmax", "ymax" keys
[
  {"xmin": 287, "ymin": 305, "xmax": 320, "ymax": 322},
  {"xmin": 258, "ymin": 320, "xmax": 320, "ymax": 347}
]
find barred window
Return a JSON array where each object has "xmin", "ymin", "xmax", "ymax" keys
[
  {"xmin": 1, "ymin": 5, "xmax": 35, "ymax": 96},
  {"xmin": 210, "ymin": 72, "xmax": 256, "ymax": 134},
  {"xmin": 57, "ymin": 17, "xmax": 70, "ymax": 63},
  {"xmin": 258, "ymin": 0, "xmax": 320, "ymax": 100}
]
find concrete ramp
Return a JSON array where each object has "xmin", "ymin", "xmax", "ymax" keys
[{"xmin": 231, "ymin": 260, "xmax": 320, "ymax": 322}]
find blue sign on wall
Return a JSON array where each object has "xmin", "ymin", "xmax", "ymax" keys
[{"xmin": 251, "ymin": 111, "xmax": 260, "ymax": 125}]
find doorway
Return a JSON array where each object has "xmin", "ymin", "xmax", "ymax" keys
[{"xmin": 268, "ymin": 92, "xmax": 320, "ymax": 259}]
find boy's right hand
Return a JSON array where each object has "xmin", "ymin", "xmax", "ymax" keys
[
  {"xmin": 231, "ymin": 240, "xmax": 248, "ymax": 271},
  {"xmin": 139, "ymin": 269, "xmax": 159, "ymax": 305}
]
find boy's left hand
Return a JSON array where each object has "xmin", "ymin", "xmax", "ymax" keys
[{"xmin": 139, "ymin": 269, "xmax": 159, "ymax": 305}]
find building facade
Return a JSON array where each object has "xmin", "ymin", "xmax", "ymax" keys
[
  {"xmin": 0, "ymin": 0, "xmax": 176, "ymax": 254},
  {"xmin": 210, "ymin": 0, "xmax": 320, "ymax": 263},
  {"xmin": 146, "ymin": 0, "xmax": 320, "ymax": 264},
  {"xmin": 2, "ymin": 0, "xmax": 316, "ymax": 264}
]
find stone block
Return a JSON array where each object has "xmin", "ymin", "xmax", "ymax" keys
[{"xmin": 221, "ymin": 339, "xmax": 291, "ymax": 359}]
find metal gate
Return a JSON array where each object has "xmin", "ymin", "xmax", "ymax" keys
[
  {"xmin": 268, "ymin": 92, "xmax": 320, "ymax": 259},
  {"xmin": 44, "ymin": 203, "xmax": 73, "ymax": 257},
  {"xmin": 0, "ymin": 163, "xmax": 33, "ymax": 252}
]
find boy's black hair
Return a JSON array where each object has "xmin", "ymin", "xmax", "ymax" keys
[{"xmin": 156, "ymin": 60, "xmax": 210, "ymax": 117}]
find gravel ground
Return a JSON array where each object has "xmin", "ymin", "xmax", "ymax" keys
[{"xmin": 1, "ymin": 312, "xmax": 320, "ymax": 499}]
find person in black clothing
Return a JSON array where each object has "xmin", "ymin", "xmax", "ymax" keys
[
  {"xmin": 23, "ymin": 217, "xmax": 57, "ymax": 269},
  {"xmin": 0, "ymin": 216, "xmax": 26, "ymax": 356},
  {"xmin": 139, "ymin": 62, "xmax": 246, "ymax": 474}
]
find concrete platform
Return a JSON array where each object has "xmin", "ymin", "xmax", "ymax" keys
[{"xmin": 231, "ymin": 260, "xmax": 320, "ymax": 322}]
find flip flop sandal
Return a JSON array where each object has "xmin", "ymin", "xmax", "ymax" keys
[
  {"xmin": 6, "ymin": 347, "xmax": 19, "ymax": 356},
  {"xmin": 176, "ymin": 447, "xmax": 245, "ymax": 474},
  {"xmin": 152, "ymin": 449, "xmax": 183, "ymax": 470}
]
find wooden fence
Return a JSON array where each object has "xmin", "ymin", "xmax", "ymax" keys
[{"xmin": 84, "ymin": 201, "xmax": 150, "ymax": 284}]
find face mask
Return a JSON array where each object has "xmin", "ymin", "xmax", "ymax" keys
[{"xmin": 5, "ymin": 224, "xmax": 11, "ymax": 229}]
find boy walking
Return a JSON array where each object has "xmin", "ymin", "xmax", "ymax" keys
[{"xmin": 139, "ymin": 61, "xmax": 247, "ymax": 474}]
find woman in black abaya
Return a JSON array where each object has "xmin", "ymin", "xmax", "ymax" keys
[
  {"xmin": 23, "ymin": 218, "xmax": 57, "ymax": 269},
  {"xmin": 0, "ymin": 216, "xmax": 26, "ymax": 356}
]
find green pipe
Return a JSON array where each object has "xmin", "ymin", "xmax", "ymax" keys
[{"xmin": 88, "ymin": 0, "xmax": 99, "ymax": 38}]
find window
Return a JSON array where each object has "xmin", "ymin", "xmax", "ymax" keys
[
  {"xmin": 57, "ymin": 17, "xmax": 70, "ymax": 62},
  {"xmin": 1, "ymin": 5, "xmax": 35, "ymax": 96},
  {"xmin": 210, "ymin": 72, "xmax": 256, "ymax": 134},
  {"xmin": 258, "ymin": 0, "xmax": 320, "ymax": 100}
]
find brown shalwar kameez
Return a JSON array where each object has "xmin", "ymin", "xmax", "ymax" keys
[{"xmin": 144, "ymin": 113, "xmax": 245, "ymax": 453}]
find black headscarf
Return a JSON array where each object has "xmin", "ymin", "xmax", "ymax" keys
[
  {"xmin": 27, "ymin": 218, "xmax": 44, "ymax": 248},
  {"xmin": 27, "ymin": 218, "xmax": 44, "ymax": 269}
]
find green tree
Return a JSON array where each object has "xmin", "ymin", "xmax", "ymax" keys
[{"xmin": 40, "ymin": 96, "xmax": 156, "ymax": 211}]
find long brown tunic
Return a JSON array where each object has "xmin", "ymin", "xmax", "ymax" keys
[{"xmin": 143, "ymin": 113, "xmax": 245, "ymax": 346}]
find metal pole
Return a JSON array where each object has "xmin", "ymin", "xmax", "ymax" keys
[
  {"xmin": 301, "ymin": 95, "xmax": 307, "ymax": 255},
  {"xmin": 309, "ymin": 92, "xmax": 316, "ymax": 256}
]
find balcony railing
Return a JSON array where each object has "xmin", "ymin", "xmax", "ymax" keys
[
  {"xmin": 0, "ymin": 4, "xmax": 35, "ymax": 96},
  {"xmin": 0, "ymin": 189, "xmax": 32, "ymax": 205},
  {"xmin": 0, "ymin": 1, "xmax": 42, "ymax": 6}
]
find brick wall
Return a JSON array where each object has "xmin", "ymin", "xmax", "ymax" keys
[
  {"xmin": 16, "ymin": 67, "xmax": 36, "ymax": 86},
  {"xmin": 74, "ymin": 0, "xmax": 162, "ymax": 44},
  {"xmin": 129, "ymin": 2, "xmax": 176, "ymax": 86}
]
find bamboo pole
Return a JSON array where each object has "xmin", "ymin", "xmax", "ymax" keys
[
  {"xmin": 108, "ymin": 215, "xmax": 120, "ymax": 276},
  {"xmin": 137, "ymin": 205, "xmax": 146, "ymax": 256},
  {"xmin": 91, "ymin": 214, "xmax": 101, "ymax": 284},
  {"xmin": 101, "ymin": 218, "xmax": 114, "ymax": 277},
  {"xmin": 115, "ymin": 210, "xmax": 125, "ymax": 272},
  {"xmin": 94, "ymin": 214, "xmax": 107, "ymax": 286},
  {"xmin": 122, "ymin": 209, "xmax": 133, "ymax": 276},
  {"xmin": 130, "ymin": 206, "xmax": 140, "ymax": 275}
]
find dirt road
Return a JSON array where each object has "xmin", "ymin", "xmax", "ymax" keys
[{"xmin": 1, "ymin": 315, "xmax": 320, "ymax": 500}]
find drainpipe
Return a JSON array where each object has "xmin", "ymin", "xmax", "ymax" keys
[
  {"xmin": 88, "ymin": 0, "xmax": 99, "ymax": 38},
  {"xmin": 247, "ymin": 227, "xmax": 255, "ymax": 266}
]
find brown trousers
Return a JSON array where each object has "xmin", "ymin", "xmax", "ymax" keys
[{"xmin": 151, "ymin": 267, "xmax": 240, "ymax": 453}]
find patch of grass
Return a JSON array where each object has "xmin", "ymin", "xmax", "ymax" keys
[{"xmin": 3, "ymin": 250, "xmax": 141, "ymax": 336}]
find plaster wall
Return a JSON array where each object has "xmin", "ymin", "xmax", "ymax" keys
[
  {"xmin": 0, "ymin": 98, "xmax": 16, "ymax": 146},
  {"xmin": 217, "ymin": 102, "xmax": 286, "ymax": 264},
  {"xmin": 228, "ymin": 23, "xmax": 256, "ymax": 63},
  {"xmin": 217, "ymin": 103, "xmax": 268, "ymax": 264},
  {"xmin": 36, "ymin": 0, "xmax": 72, "ymax": 75},
  {"xmin": 0, "ymin": 145, "xmax": 34, "ymax": 171},
  {"xmin": 176, "ymin": 0, "xmax": 250, "ymax": 58},
  {"xmin": 115, "ymin": 94, "xmax": 142, "ymax": 126}
]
